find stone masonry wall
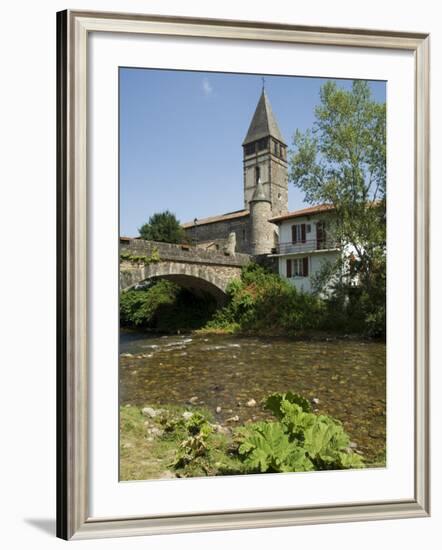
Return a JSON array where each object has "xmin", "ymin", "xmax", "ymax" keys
[
  {"xmin": 183, "ymin": 216, "xmax": 251, "ymax": 254},
  {"xmin": 269, "ymin": 156, "xmax": 289, "ymax": 217},
  {"xmin": 120, "ymin": 239, "xmax": 251, "ymax": 267}
]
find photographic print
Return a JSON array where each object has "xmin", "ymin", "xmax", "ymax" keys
[{"xmin": 118, "ymin": 68, "xmax": 387, "ymax": 482}]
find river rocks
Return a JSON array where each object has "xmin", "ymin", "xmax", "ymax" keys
[
  {"xmin": 142, "ymin": 406, "xmax": 165, "ymax": 418},
  {"xmin": 246, "ymin": 398, "xmax": 257, "ymax": 407},
  {"xmin": 188, "ymin": 396, "xmax": 199, "ymax": 405},
  {"xmin": 312, "ymin": 397, "xmax": 320, "ymax": 405},
  {"xmin": 212, "ymin": 423, "xmax": 230, "ymax": 435},
  {"xmin": 216, "ymin": 406, "xmax": 222, "ymax": 414},
  {"xmin": 225, "ymin": 415, "xmax": 240, "ymax": 423},
  {"xmin": 147, "ymin": 426, "xmax": 163, "ymax": 438},
  {"xmin": 120, "ymin": 353, "xmax": 134, "ymax": 357}
]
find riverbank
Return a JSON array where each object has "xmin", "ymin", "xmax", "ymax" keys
[
  {"xmin": 120, "ymin": 394, "xmax": 378, "ymax": 481},
  {"xmin": 122, "ymin": 323, "xmax": 385, "ymax": 343},
  {"xmin": 120, "ymin": 404, "xmax": 236, "ymax": 480},
  {"xmin": 194, "ymin": 325, "xmax": 385, "ymax": 342}
]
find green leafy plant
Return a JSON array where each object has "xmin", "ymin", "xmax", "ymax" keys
[
  {"xmin": 265, "ymin": 391, "xmax": 312, "ymax": 417},
  {"xmin": 120, "ymin": 280, "xmax": 178, "ymax": 327},
  {"xmin": 120, "ymin": 280, "xmax": 218, "ymax": 332},
  {"xmin": 171, "ymin": 413, "xmax": 220, "ymax": 477},
  {"xmin": 236, "ymin": 392, "xmax": 363, "ymax": 473},
  {"xmin": 237, "ymin": 421, "xmax": 313, "ymax": 473},
  {"xmin": 174, "ymin": 413, "xmax": 212, "ymax": 460},
  {"xmin": 205, "ymin": 263, "xmax": 325, "ymax": 335}
]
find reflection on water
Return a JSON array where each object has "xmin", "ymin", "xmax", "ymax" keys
[{"xmin": 120, "ymin": 331, "xmax": 386, "ymax": 463}]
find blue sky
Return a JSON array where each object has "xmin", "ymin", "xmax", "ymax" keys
[{"xmin": 120, "ymin": 69, "xmax": 386, "ymax": 236}]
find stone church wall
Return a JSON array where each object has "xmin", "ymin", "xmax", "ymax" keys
[{"xmin": 184, "ymin": 216, "xmax": 251, "ymax": 254}]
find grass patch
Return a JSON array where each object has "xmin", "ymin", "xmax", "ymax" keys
[
  {"xmin": 120, "ymin": 392, "xmax": 370, "ymax": 481},
  {"xmin": 120, "ymin": 405, "xmax": 177, "ymax": 480}
]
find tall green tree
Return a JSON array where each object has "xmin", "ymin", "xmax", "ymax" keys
[
  {"xmin": 290, "ymin": 81, "xmax": 386, "ymax": 280},
  {"xmin": 289, "ymin": 80, "xmax": 386, "ymax": 335},
  {"xmin": 138, "ymin": 210, "xmax": 185, "ymax": 243}
]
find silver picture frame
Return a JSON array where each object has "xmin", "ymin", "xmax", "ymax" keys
[{"xmin": 56, "ymin": 9, "xmax": 430, "ymax": 540}]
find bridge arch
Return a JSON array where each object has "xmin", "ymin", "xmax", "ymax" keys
[{"xmin": 120, "ymin": 261, "xmax": 240, "ymax": 305}]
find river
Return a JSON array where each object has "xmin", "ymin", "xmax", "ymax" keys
[{"xmin": 120, "ymin": 331, "xmax": 386, "ymax": 464}]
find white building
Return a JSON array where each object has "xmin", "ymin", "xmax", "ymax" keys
[{"xmin": 268, "ymin": 204, "xmax": 342, "ymax": 294}]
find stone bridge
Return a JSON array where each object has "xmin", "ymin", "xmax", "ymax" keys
[{"xmin": 120, "ymin": 239, "xmax": 251, "ymax": 304}]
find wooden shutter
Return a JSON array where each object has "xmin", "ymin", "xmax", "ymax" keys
[
  {"xmin": 286, "ymin": 259, "xmax": 292, "ymax": 278},
  {"xmin": 301, "ymin": 223, "xmax": 306, "ymax": 243},
  {"xmin": 291, "ymin": 225, "xmax": 297, "ymax": 243},
  {"xmin": 302, "ymin": 257, "xmax": 309, "ymax": 277},
  {"xmin": 316, "ymin": 221, "xmax": 325, "ymax": 249}
]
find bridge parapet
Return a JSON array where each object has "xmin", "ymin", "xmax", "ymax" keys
[{"xmin": 120, "ymin": 239, "xmax": 251, "ymax": 267}]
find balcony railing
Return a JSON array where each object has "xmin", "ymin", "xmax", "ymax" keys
[{"xmin": 275, "ymin": 238, "xmax": 339, "ymax": 255}]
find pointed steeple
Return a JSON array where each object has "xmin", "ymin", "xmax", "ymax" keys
[
  {"xmin": 250, "ymin": 178, "xmax": 270, "ymax": 203},
  {"xmin": 242, "ymin": 89, "xmax": 286, "ymax": 146}
]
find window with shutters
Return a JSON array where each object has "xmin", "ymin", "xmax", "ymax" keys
[
  {"xmin": 286, "ymin": 259, "xmax": 292, "ymax": 278},
  {"xmin": 286, "ymin": 257, "xmax": 309, "ymax": 278},
  {"xmin": 316, "ymin": 221, "xmax": 327, "ymax": 250},
  {"xmin": 291, "ymin": 223, "xmax": 307, "ymax": 244}
]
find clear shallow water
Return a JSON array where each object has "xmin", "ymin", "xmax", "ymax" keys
[{"xmin": 120, "ymin": 331, "xmax": 386, "ymax": 463}]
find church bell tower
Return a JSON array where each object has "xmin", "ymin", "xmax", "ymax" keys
[{"xmin": 242, "ymin": 87, "xmax": 288, "ymax": 217}]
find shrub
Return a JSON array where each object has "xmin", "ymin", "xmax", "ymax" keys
[
  {"xmin": 120, "ymin": 281, "xmax": 217, "ymax": 331},
  {"xmin": 205, "ymin": 263, "xmax": 325, "ymax": 334},
  {"xmin": 236, "ymin": 392, "xmax": 363, "ymax": 473},
  {"xmin": 120, "ymin": 280, "xmax": 178, "ymax": 327},
  {"xmin": 170, "ymin": 412, "xmax": 240, "ymax": 477}
]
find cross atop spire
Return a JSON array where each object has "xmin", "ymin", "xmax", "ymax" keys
[
  {"xmin": 261, "ymin": 76, "xmax": 266, "ymax": 91},
  {"xmin": 242, "ymin": 88, "xmax": 286, "ymax": 146}
]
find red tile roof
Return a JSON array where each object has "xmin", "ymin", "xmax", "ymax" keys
[{"xmin": 268, "ymin": 204, "xmax": 334, "ymax": 223}]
